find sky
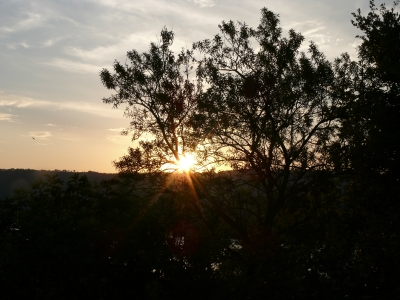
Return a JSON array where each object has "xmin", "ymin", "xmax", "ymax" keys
[{"xmin": 0, "ymin": 0, "xmax": 391, "ymax": 173}]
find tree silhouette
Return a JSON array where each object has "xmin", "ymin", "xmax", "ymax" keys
[
  {"xmin": 100, "ymin": 28, "xmax": 200, "ymax": 170},
  {"xmin": 193, "ymin": 7, "xmax": 351, "ymax": 240},
  {"xmin": 330, "ymin": 1, "xmax": 400, "ymax": 297}
]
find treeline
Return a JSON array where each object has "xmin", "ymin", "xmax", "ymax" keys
[
  {"xmin": 1, "ymin": 1, "xmax": 399, "ymax": 298},
  {"xmin": 0, "ymin": 169, "xmax": 116, "ymax": 199}
]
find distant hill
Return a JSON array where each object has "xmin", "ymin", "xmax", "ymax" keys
[{"xmin": 0, "ymin": 169, "xmax": 117, "ymax": 199}]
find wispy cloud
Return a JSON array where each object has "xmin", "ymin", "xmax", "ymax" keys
[
  {"xmin": 108, "ymin": 127, "xmax": 125, "ymax": 132},
  {"xmin": 93, "ymin": 0, "xmax": 120, "ymax": 7},
  {"xmin": 46, "ymin": 123, "xmax": 57, "ymax": 127},
  {"xmin": 63, "ymin": 33, "xmax": 150, "ymax": 65},
  {"xmin": 65, "ymin": 46, "xmax": 119, "ymax": 64},
  {"xmin": 187, "ymin": 0, "xmax": 215, "ymax": 8},
  {"xmin": 0, "ymin": 91, "xmax": 51, "ymax": 107},
  {"xmin": 0, "ymin": 90, "xmax": 120, "ymax": 118},
  {"xmin": 303, "ymin": 26, "xmax": 326, "ymax": 36},
  {"xmin": 0, "ymin": 112, "xmax": 17, "ymax": 122},
  {"xmin": 29, "ymin": 131, "xmax": 52, "ymax": 140},
  {"xmin": 284, "ymin": 20, "xmax": 344, "ymax": 53},
  {"xmin": 43, "ymin": 58, "xmax": 102, "ymax": 74},
  {"xmin": 6, "ymin": 41, "xmax": 31, "ymax": 50},
  {"xmin": 0, "ymin": 12, "xmax": 44, "ymax": 35},
  {"xmin": 42, "ymin": 37, "xmax": 64, "ymax": 48},
  {"xmin": 106, "ymin": 134, "xmax": 131, "ymax": 144}
]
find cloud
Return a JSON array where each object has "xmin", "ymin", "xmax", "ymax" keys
[
  {"xmin": 63, "ymin": 33, "xmax": 151, "ymax": 65},
  {"xmin": 93, "ymin": 0, "xmax": 120, "ymax": 7},
  {"xmin": 282, "ymin": 20, "xmax": 345, "ymax": 55},
  {"xmin": 187, "ymin": 0, "xmax": 215, "ymax": 8},
  {"xmin": 350, "ymin": 40, "xmax": 362, "ymax": 49},
  {"xmin": 0, "ymin": 12, "xmax": 44, "ymax": 35},
  {"xmin": 0, "ymin": 112, "xmax": 17, "ymax": 122},
  {"xmin": 6, "ymin": 41, "xmax": 31, "ymax": 50},
  {"xmin": 61, "ymin": 102, "xmax": 123, "ymax": 118},
  {"xmin": 66, "ymin": 45, "xmax": 119, "ymax": 64},
  {"xmin": 29, "ymin": 131, "xmax": 52, "ymax": 140},
  {"xmin": 42, "ymin": 37, "xmax": 64, "ymax": 48},
  {"xmin": 46, "ymin": 123, "xmax": 57, "ymax": 127},
  {"xmin": 43, "ymin": 58, "xmax": 102, "ymax": 74},
  {"xmin": 106, "ymin": 134, "xmax": 130, "ymax": 144},
  {"xmin": 0, "ymin": 91, "xmax": 51, "ymax": 108},
  {"xmin": 109, "ymin": 127, "xmax": 125, "ymax": 132},
  {"xmin": 303, "ymin": 26, "xmax": 326, "ymax": 36},
  {"xmin": 0, "ymin": 90, "xmax": 121, "ymax": 118}
]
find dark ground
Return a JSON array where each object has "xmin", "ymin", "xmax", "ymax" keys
[{"xmin": 0, "ymin": 169, "xmax": 116, "ymax": 199}]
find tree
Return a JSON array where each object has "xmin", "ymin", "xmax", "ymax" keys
[
  {"xmin": 103, "ymin": 5, "xmax": 347, "ymax": 234},
  {"xmin": 328, "ymin": 1, "xmax": 400, "ymax": 297},
  {"xmin": 100, "ymin": 28, "xmax": 200, "ymax": 171},
  {"xmin": 99, "ymin": 29, "xmax": 243, "ymax": 257},
  {"xmin": 192, "ymin": 8, "xmax": 352, "ymax": 242}
]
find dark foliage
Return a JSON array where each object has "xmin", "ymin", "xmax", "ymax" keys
[{"xmin": 0, "ymin": 169, "xmax": 116, "ymax": 199}]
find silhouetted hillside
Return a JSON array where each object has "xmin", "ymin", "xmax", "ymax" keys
[{"xmin": 0, "ymin": 169, "xmax": 117, "ymax": 199}]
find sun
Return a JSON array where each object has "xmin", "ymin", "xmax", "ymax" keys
[{"xmin": 177, "ymin": 154, "xmax": 195, "ymax": 172}]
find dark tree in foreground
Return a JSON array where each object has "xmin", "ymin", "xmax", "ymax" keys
[
  {"xmin": 0, "ymin": 174, "xmax": 156, "ymax": 299},
  {"xmin": 193, "ymin": 7, "xmax": 352, "ymax": 244},
  {"xmin": 328, "ymin": 1, "xmax": 400, "ymax": 297},
  {"xmin": 344, "ymin": 0, "xmax": 400, "ymax": 176}
]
